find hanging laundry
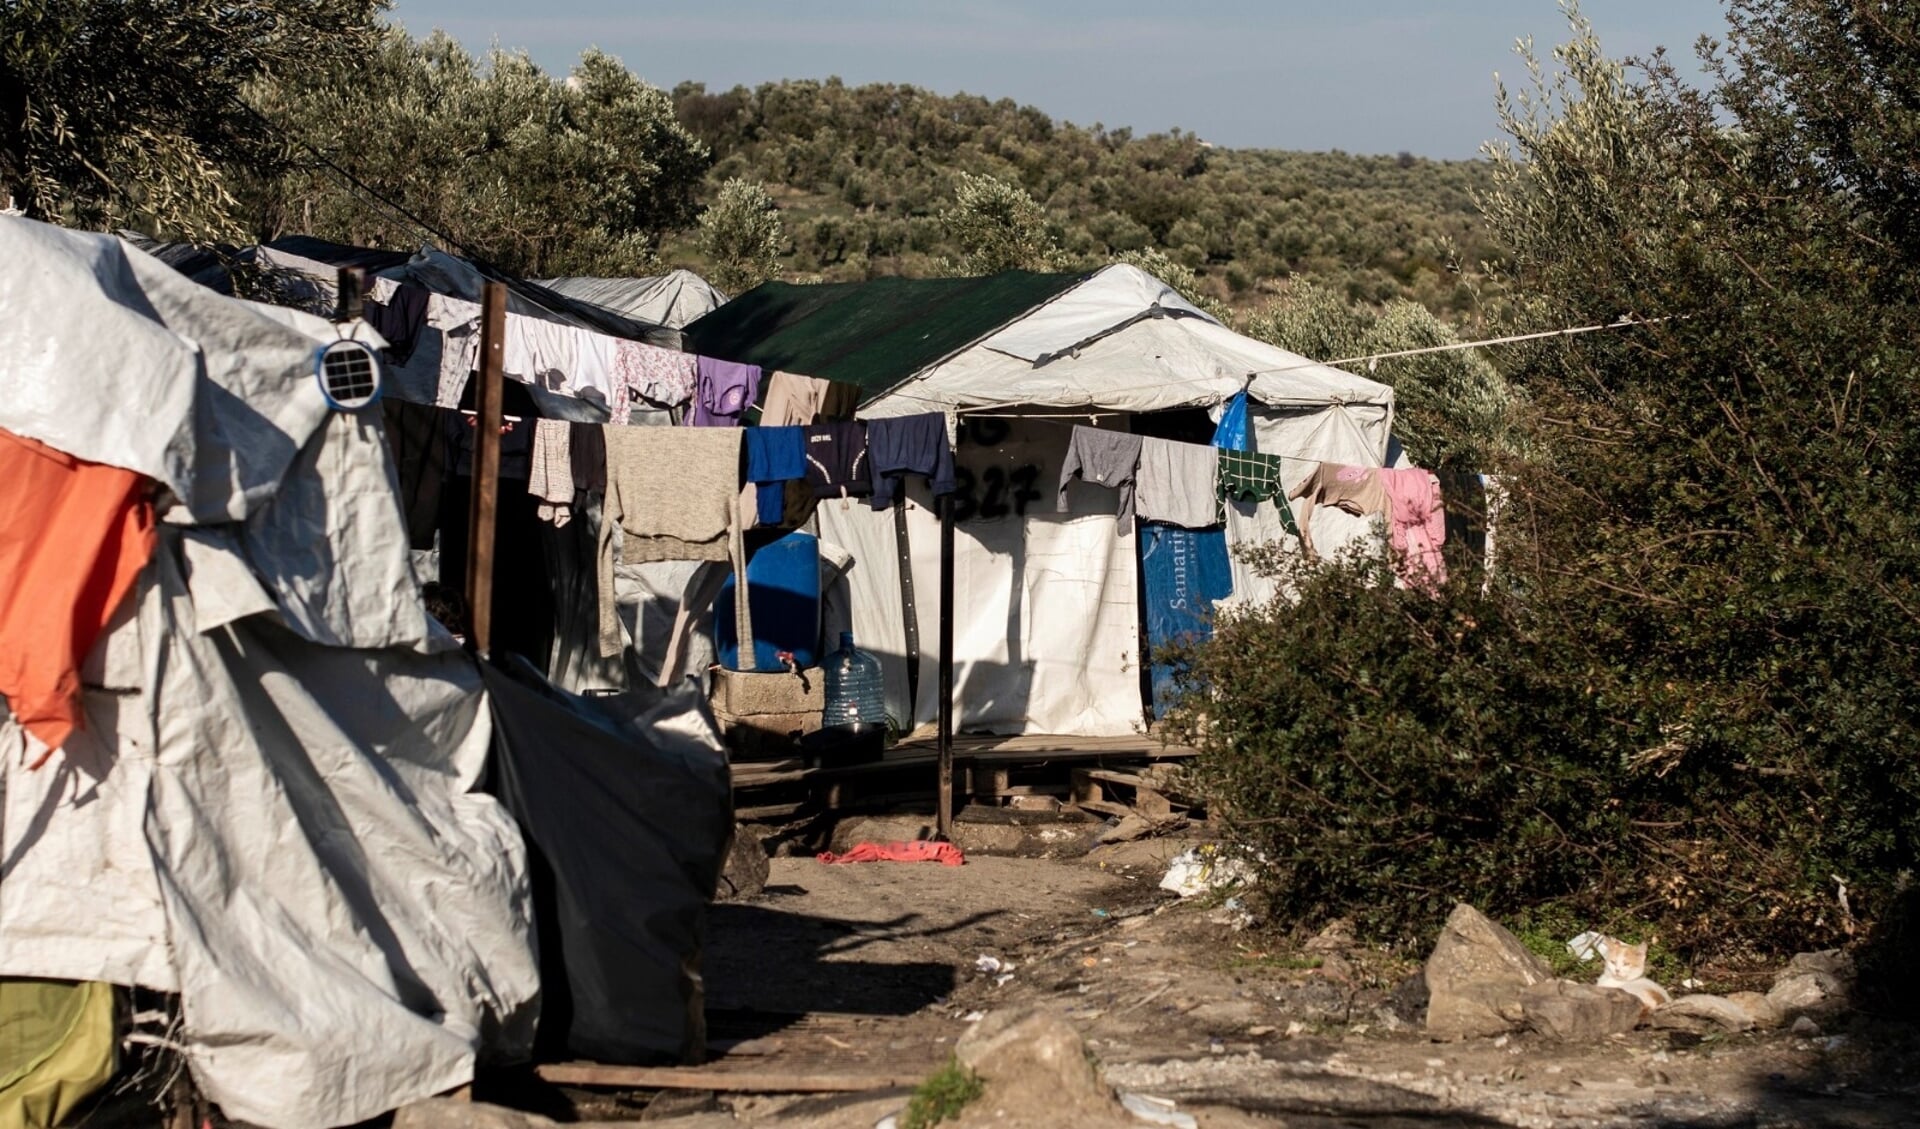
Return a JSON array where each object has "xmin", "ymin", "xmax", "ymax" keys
[
  {"xmin": 560, "ymin": 331, "xmax": 621, "ymax": 417},
  {"xmin": 1058, "ymin": 426, "xmax": 1145, "ymax": 532},
  {"xmin": 1216, "ymin": 449, "xmax": 1300, "ymax": 536},
  {"xmin": 569, "ymin": 420, "xmax": 607, "ymax": 492},
  {"xmin": 745, "ymin": 426, "xmax": 808, "ymax": 526},
  {"xmin": 430, "ymin": 296, "xmax": 484, "ymax": 408},
  {"xmin": 760, "ymin": 371, "xmax": 860, "ymax": 426},
  {"xmin": 1378, "ymin": 467, "xmax": 1448, "ymax": 593},
  {"xmin": 363, "ymin": 282, "xmax": 429, "ymax": 364},
  {"xmin": 597, "ymin": 427, "xmax": 743, "ymax": 656},
  {"xmin": 1140, "ymin": 521, "xmax": 1234, "ymax": 717},
  {"xmin": 0, "ymin": 429, "xmax": 156, "ymax": 766},
  {"xmin": 529, "ymin": 420, "xmax": 575, "ymax": 527},
  {"xmin": 689, "ymin": 357, "xmax": 761, "ymax": 427},
  {"xmin": 1134, "ymin": 437, "xmax": 1220, "ymax": 529},
  {"xmin": 502, "ymin": 316, "xmax": 578, "ymax": 396},
  {"xmin": 867, "ymin": 413, "xmax": 956, "ymax": 511},
  {"xmin": 611, "ymin": 341, "xmax": 699, "ymax": 418},
  {"xmin": 803, "ymin": 420, "xmax": 872, "ymax": 499},
  {"xmin": 1287, "ymin": 462, "xmax": 1390, "ymax": 559}
]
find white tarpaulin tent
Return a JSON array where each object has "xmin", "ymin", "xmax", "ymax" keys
[
  {"xmin": 536, "ymin": 270, "xmax": 727, "ymax": 330},
  {"xmin": 0, "ymin": 218, "xmax": 539, "ymax": 1128},
  {"xmin": 687, "ymin": 264, "xmax": 1395, "ymax": 736}
]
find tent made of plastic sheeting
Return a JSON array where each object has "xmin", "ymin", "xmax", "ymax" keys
[
  {"xmin": 535, "ymin": 270, "xmax": 727, "ymax": 330},
  {"xmin": 0, "ymin": 217, "xmax": 541, "ymax": 1129},
  {"xmin": 481, "ymin": 656, "xmax": 732, "ymax": 1065},
  {"xmin": 685, "ymin": 265, "xmax": 1395, "ymax": 736}
]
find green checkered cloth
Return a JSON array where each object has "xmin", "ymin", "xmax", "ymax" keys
[{"xmin": 1216, "ymin": 449, "xmax": 1299, "ymax": 535}]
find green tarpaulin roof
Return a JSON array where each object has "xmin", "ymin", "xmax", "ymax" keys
[{"xmin": 679, "ymin": 271, "xmax": 1090, "ymax": 400}]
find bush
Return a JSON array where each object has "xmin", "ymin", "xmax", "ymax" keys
[
  {"xmin": 1165, "ymin": 550, "xmax": 1621, "ymax": 951},
  {"xmin": 1169, "ymin": 0, "xmax": 1920, "ymax": 966}
]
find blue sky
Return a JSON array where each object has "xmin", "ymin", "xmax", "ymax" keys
[{"xmin": 386, "ymin": 1, "xmax": 1731, "ymax": 159}]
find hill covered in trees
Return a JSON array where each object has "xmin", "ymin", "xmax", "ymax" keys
[{"xmin": 665, "ymin": 78, "xmax": 1500, "ymax": 322}]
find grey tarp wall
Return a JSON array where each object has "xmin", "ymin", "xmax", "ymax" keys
[{"xmin": 0, "ymin": 218, "xmax": 542, "ymax": 1129}]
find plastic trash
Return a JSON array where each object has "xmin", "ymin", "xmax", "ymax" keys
[
  {"xmin": 1120, "ymin": 1092, "xmax": 1199, "ymax": 1129},
  {"xmin": 1158, "ymin": 846, "xmax": 1254, "ymax": 897},
  {"xmin": 823, "ymin": 630, "xmax": 887, "ymax": 729}
]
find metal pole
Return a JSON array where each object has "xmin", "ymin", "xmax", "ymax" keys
[
  {"xmin": 936, "ymin": 491, "xmax": 955, "ymax": 838},
  {"xmin": 893, "ymin": 501, "xmax": 921, "ymax": 710},
  {"xmin": 465, "ymin": 281, "xmax": 507, "ymax": 657}
]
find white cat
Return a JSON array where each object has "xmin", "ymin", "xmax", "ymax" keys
[{"xmin": 1593, "ymin": 935, "xmax": 1672, "ymax": 1010}]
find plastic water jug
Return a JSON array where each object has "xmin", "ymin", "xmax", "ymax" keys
[{"xmin": 822, "ymin": 631, "xmax": 886, "ymax": 730}]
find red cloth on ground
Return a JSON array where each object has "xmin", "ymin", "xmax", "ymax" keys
[
  {"xmin": 816, "ymin": 840, "xmax": 965, "ymax": 867},
  {"xmin": 0, "ymin": 428, "xmax": 156, "ymax": 765}
]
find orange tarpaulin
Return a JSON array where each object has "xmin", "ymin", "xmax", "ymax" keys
[{"xmin": 0, "ymin": 428, "xmax": 156, "ymax": 765}]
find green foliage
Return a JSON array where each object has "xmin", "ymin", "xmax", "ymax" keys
[
  {"xmin": 243, "ymin": 30, "xmax": 709, "ymax": 276},
  {"xmin": 697, "ymin": 177, "xmax": 783, "ymax": 293},
  {"xmin": 901, "ymin": 1057, "xmax": 983, "ymax": 1129},
  {"xmin": 1244, "ymin": 281, "xmax": 1520, "ymax": 470},
  {"xmin": 1167, "ymin": 553, "xmax": 1622, "ymax": 951},
  {"xmin": 1178, "ymin": 1, "xmax": 1920, "ymax": 961},
  {"xmin": 0, "ymin": 0, "xmax": 383, "ymax": 241},
  {"xmin": 664, "ymin": 78, "xmax": 1500, "ymax": 321},
  {"xmin": 939, "ymin": 171, "xmax": 1063, "ymax": 275}
]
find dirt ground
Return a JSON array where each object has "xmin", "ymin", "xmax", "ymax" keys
[{"xmin": 585, "ymin": 841, "xmax": 1920, "ymax": 1127}]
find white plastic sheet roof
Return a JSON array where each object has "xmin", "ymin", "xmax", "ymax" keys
[
  {"xmin": 0, "ymin": 218, "xmax": 354, "ymax": 522},
  {"xmin": 864, "ymin": 265, "xmax": 1395, "ymax": 460}
]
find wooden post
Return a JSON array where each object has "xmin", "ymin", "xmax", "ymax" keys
[
  {"xmin": 935, "ymin": 492, "xmax": 955, "ymax": 838},
  {"xmin": 334, "ymin": 266, "xmax": 365, "ymax": 322},
  {"xmin": 465, "ymin": 281, "xmax": 507, "ymax": 657}
]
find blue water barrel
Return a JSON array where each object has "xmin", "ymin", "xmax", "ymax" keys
[{"xmin": 715, "ymin": 530, "xmax": 822, "ymax": 671}]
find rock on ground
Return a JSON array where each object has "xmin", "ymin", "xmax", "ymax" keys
[
  {"xmin": 1423, "ymin": 904, "xmax": 1553, "ymax": 1039},
  {"xmin": 1651, "ymin": 994, "xmax": 1756, "ymax": 1034},
  {"xmin": 953, "ymin": 1009, "xmax": 1127, "ymax": 1128},
  {"xmin": 1521, "ymin": 981, "xmax": 1645, "ymax": 1040},
  {"xmin": 1725, "ymin": 990, "xmax": 1781, "ymax": 1029}
]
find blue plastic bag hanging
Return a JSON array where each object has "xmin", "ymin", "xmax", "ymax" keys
[{"xmin": 1212, "ymin": 390, "xmax": 1252, "ymax": 452}]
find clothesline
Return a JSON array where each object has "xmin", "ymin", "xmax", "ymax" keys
[
  {"xmin": 857, "ymin": 313, "xmax": 1667, "ymax": 417},
  {"xmin": 986, "ymin": 414, "xmax": 1330, "ymax": 464}
]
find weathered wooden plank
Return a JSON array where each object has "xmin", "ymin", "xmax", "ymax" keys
[{"xmin": 533, "ymin": 1063, "xmax": 924, "ymax": 1093}]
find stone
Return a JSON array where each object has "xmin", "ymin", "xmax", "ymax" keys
[
  {"xmin": 1726, "ymin": 991, "xmax": 1782, "ymax": 1030},
  {"xmin": 1787, "ymin": 949, "xmax": 1855, "ymax": 982},
  {"xmin": 1650, "ymin": 994, "xmax": 1756, "ymax": 1034},
  {"xmin": 1791, "ymin": 1015, "xmax": 1822, "ymax": 1037},
  {"xmin": 394, "ymin": 1100, "xmax": 552, "ymax": 1129},
  {"xmin": 1520, "ymin": 981, "xmax": 1645, "ymax": 1040},
  {"xmin": 714, "ymin": 825, "xmax": 769, "ymax": 901},
  {"xmin": 953, "ymin": 1009, "xmax": 1132, "ymax": 1128},
  {"xmin": 1768, "ymin": 970, "xmax": 1847, "ymax": 1019},
  {"xmin": 1423, "ymin": 904, "xmax": 1553, "ymax": 1039},
  {"xmin": 1306, "ymin": 918, "xmax": 1357, "ymax": 952}
]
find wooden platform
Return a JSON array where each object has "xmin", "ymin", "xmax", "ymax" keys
[{"xmin": 730, "ymin": 731, "xmax": 1197, "ymax": 814}]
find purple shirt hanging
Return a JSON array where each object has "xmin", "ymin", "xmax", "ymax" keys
[{"xmin": 689, "ymin": 357, "xmax": 762, "ymax": 426}]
